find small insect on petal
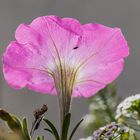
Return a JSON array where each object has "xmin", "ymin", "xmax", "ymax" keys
[{"xmin": 73, "ymin": 46, "xmax": 78, "ymax": 49}]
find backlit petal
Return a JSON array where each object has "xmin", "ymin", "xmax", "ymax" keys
[{"xmin": 3, "ymin": 16, "xmax": 129, "ymax": 98}]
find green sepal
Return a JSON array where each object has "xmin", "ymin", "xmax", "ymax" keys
[
  {"xmin": 44, "ymin": 128, "xmax": 53, "ymax": 134},
  {"xmin": 44, "ymin": 118, "xmax": 60, "ymax": 140},
  {"xmin": 0, "ymin": 109, "xmax": 12, "ymax": 121},
  {"xmin": 0, "ymin": 109, "xmax": 22, "ymax": 132},
  {"xmin": 36, "ymin": 136, "xmax": 44, "ymax": 140},
  {"xmin": 22, "ymin": 117, "xmax": 31, "ymax": 140},
  {"xmin": 69, "ymin": 119, "xmax": 84, "ymax": 140}
]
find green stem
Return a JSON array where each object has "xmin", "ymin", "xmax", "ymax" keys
[
  {"xmin": 99, "ymin": 92, "xmax": 115, "ymax": 121},
  {"xmin": 134, "ymin": 134, "xmax": 138, "ymax": 140}
]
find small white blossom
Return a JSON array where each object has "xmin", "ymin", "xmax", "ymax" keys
[
  {"xmin": 116, "ymin": 94, "xmax": 140, "ymax": 119},
  {"xmin": 92, "ymin": 122, "xmax": 130, "ymax": 140}
]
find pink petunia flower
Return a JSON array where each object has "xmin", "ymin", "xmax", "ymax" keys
[{"xmin": 3, "ymin": 15, "xmax": 129, "ymax": 119}]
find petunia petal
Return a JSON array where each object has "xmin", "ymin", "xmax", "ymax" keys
[
  {"xmin": 3, "ymin": 16, "xmax": 129, "ymax": 98},
  {"xmin": 15, "ymin": 24, "xmax": 41, "ymax": 45},
  {"xmin": 73, "ymin": 59, "xmax": 124, "ymax": 97},
  {"xmin": 61, "ymin": 17, "xmax": 82, "ymax": 34},
  {"xmin": 3, "ymin": 16, "xmax": 79, "ymax": 95},
  {"xmin": 76, "ymin": 24, "xmax": 129, "ymax": 63},
  {"xmin": 71, "ymin": 24, "xmax": 129, "ymax": 97},
  {"xmin": 3, "ymin": 42, "xmax": 55, "ymax": 94}
]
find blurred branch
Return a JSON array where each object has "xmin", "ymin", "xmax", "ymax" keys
[
  {"xmin": 98, "ymin": 87, "xmax": 115, "ymax": 121},
  {"xmin": 82, "ymin": 83, "xmax": 121, "ymax": 135}
]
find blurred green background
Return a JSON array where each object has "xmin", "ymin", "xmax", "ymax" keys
[{"xmin": 0, "ymin": 0, "xmax": 139, "ymax": 139}]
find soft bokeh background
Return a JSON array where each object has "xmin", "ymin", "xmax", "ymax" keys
[{"xmin": 0, "ymin": 0, "xmax": 139, "ymax": 139}]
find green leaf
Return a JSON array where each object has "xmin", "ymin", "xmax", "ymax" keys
[
  {"xmin": 36, "ymin": 136, "xmax": 44, "ymax": 140},
  {"xmin": 0, "ymin": 109, "xmax": 22, "ymax": 132},
  {"xmin": 44, "ymin": 118, "xmax": 60, "ymax": 140},
  {"xmin": 37, "ymin": 136, "xmax": 41, "ymax": 140},
  {"xmin": 61, "ymin": 113, "xmax": 71, "ymax": 140},
  {"xmin": 41, "ymin": 136, "xmax": 45, "ymax": 140},
  {"xmin": 108, "ymin": 82, "xmax": 116, "ymax": 96},
  {"xmin": 22, "ymin": 118, "xmax": 31, "ymax": 140},
  {"xmin": 0, "ymin": 109, "xmax": 12, "ymax": 121},
  {"xmin": 44, "ymin": 128, "xmax": 53, "ymax": 135},
  {"xmin": 36, "ymin": 136, "xmax": 41, "ymax": 140},
  {"xmin": 69, "ymin": 119, "xmax": 84, "ymax": 140}
]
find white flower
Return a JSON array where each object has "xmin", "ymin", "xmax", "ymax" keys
[{"xmin": 116, "ymin": 94, "xmax": 140, "ymax": 119}]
